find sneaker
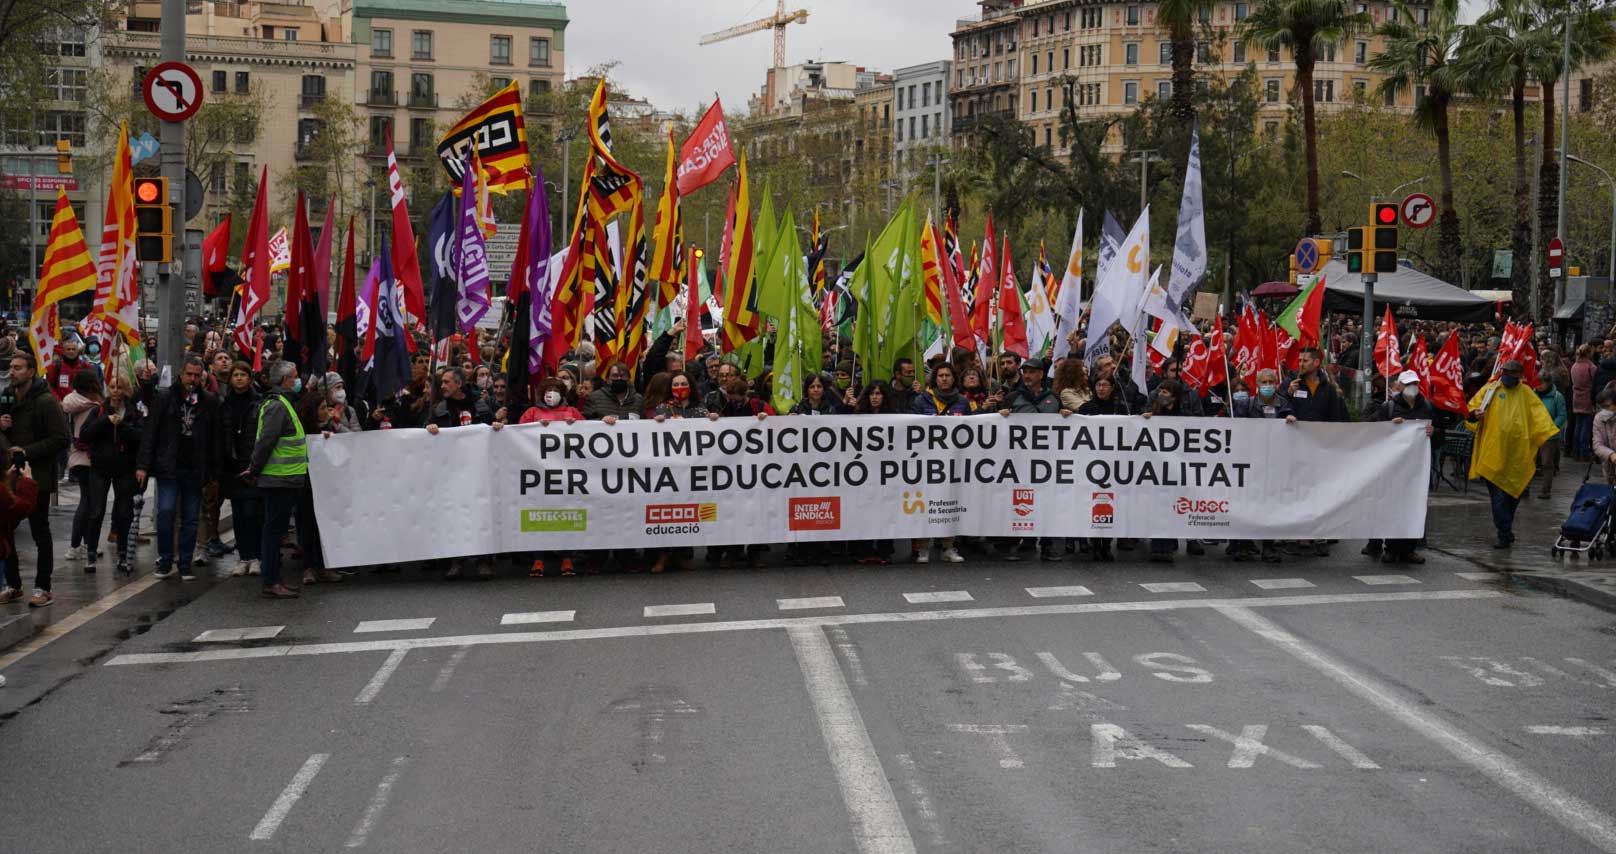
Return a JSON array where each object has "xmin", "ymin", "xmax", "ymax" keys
[
  {"xmin": 230, "ymin": 560, "xmax": 249, "ymax": 577},
  {"xmin": 940, "ymin": 547, "xmax": 965, "ymax": 563},
  {"xmin": 116, "ymin": 560, "xmax": 133, "ymax": 576},
  {"xmin": 153, "ymin": 566, "xmax": 176, "ymax": 579},
  {"xmin": 914, "ymin": 550, "xmax": 930, "ymax": 564},
  {"xmin": 180, "ymin": 570, "xmax": 198, "ymax": 581},
  {"xmin": 530, "ymin": 559, "xmax": 546, "ymax": 578},
  {"xmin": 64, "ymin": 545, "xmax": 85, "ymax": 561},
  {"xmin": 247, "ymin": 560, "xmax": 261, "ymax": 576},
  {"xmin": 28, "ymin": 590, "xmax": 52, "ymax": 608},
  {"xmin": 560, "ymin": 558, "xmax": 576, "ymax": 576},
  {"xmin": 0, "ymin": 587, "xmax": 22, "ymax": 604},
  {"xmin": 193, "ymin": 555, "xmax": 210, "ymax": 567}
]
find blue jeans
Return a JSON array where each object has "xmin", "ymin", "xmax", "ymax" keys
[
  {"xmin": 1487, "ymin": 479, "xmax": 1520, "ymax": 544},
  {"xmin": 1571, "ymin": 413, "xmax": 1593, "ymax": 459},
  {"xmin": 155, "ymin": 478, "xmax": 203, "ymax": 568}
]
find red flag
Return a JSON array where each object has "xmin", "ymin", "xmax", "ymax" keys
[
  {"xmin": 1258, "ymin": 309, "xmax": 1277, "ymax": 372},
  {"xmin": 313, "ymin": 195, "xmax": 335, "ymax": 322},
  {"xmin": 1408, "ymin": 334, "xmax": 1431, "ymax": 397},
  {"xmin": 1494, "ymin": 321, "xmax": 1533, "ymax": 381},
  {"xmin": 1204, "ymin": 316, "xmax": 1229, "ymax": 388},
  {"xmin": 1232, "ymin": 305, "xmax": 1261, "ymax": 391},
  {"xmin": 284, "ymin": 192, "xmax": 314, "ymax": 359},
  {"xmin": 386, "ymin": 129, "xmax": 426, "ymax": 325},
  {"xmin": 676, "ymin": 99, "xmax": 736, "ymax": 196},
  {"xmin": 201, "ymin": 215, "xmax": 231, "ymax": 297},
  {"xmin": 1430, "ymin": 330, "xmax": 1467, "ymax": 414},
  {"xmin": 1373, "ymin": 305, "xmax": 1403, "ymax": 376},
  {"xmin": 335, "ymin": 216, "xmax": 357, "ymax": 358},
  {"xmin": 684, "ymin": 249, "xmax": 703, "ymax": 364},
  {"xmin": 1275, "ymin": 325, "xmax": 1300, "ymax": 373},
  {"xmin": 1520, "ymin": 342, "xmax": 1541, "ymax": 387},
  {"xmin": 233, "ymin": 167, "xmax": 270, "ymax": 357},
  {"xmin": 1181, "ymin": 328, "xmax": 1211, "ymax": 393},
  {"xmin": 1296, "ymin": 273, "xmax": 1325, "ymax": 347},
  {"xmin": 970, "ymin": 216, "xmax": 997, "ymax": 349},
  {"xmin": 251, "ymin": 326, "xmax": 264, "ymax": 372},
  {"xmin": 998, "ymin": 236, "xmax": 1028, "ymax": 358},
  {"xmin": 939, "ymin": 224, "xmax": 973, "ymax": 352}
]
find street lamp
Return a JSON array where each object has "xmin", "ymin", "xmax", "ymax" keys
[
  {"xmin": 1563, "ymin": 151, "xmax": 1616, "ymax": 283},
  {"xmin": 1340, "ymin": 171, "xmax": 1427, "ymax": 200},
  {"xmin": 1128, "ymin": 149, "xmax": 1162, "ymax": 218},
  {"xmin": 555, "ymin": 126, "xmax": 579, "ymax": 238}
]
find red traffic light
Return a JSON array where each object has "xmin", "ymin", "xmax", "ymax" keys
[
  {"xmin": 135, "ymin": 179, "xmax": 162, "ymax": 204},
  {"xmin": 1374, "ymin": 203, "xmax": 1398, "ymax": 225}
]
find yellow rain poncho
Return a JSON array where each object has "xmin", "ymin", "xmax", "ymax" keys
[{"xmin": 1465, "ymin": 380, "xmax": 1558, "ymax": 498}]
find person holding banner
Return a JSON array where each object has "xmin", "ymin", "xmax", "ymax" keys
[
  {"xmin": 1230, "ymin": 368, "xmax": 1296, "ymax": 563},
  {"xmin": 1466, "ymin": 360, "xmax": 1558, "ymax": 549},
  {"xmin": 911, "ymin": 364, "xmax": 969, "ymax": 565},
  {"xmin": 1076, "ymin": 374, "xmax": 1130, "ymax": 563},
  {"xmin": 1364, "ymin": 370, "xmax": 1436, "ymax": 564},
  {"xmin": 850, "ymin": 380, "xmax": 899, "ymax": 566}
]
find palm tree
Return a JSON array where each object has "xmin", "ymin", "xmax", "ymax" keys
[
  {"xmin": 1158, "ymin": 0, "xmax": 1218, "ymax": 126},
  {"xmin": 1369, "ymin": 0, "xmax": 1466, "ymax": 285},
  {"xmin": 1456, "ymin": 0, "xmax": 1555, "ymax": 313},
  {"xmin": 1239, "ymin": 0, "xmax": 1371, "ymax": 235}
]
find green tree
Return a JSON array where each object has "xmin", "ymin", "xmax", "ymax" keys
[
  {"xmin": 1157, "ymin": 0, "xmax": 1217, "ymax": 125},
  {"xmin": 1368, "ymin": 0, "xmax": 1467, "ymax": 285},
  {"xmin": 1239, "ymin": 0, "xmax": 1371, "ymax": 234}
]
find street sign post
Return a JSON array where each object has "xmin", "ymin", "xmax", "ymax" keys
[
  {"xmin": 142, "ymin": 62, "xmax": 204, "ymax": 123},
  {"xmin": 1549, "ymin": 236, "xmax": 1564, "ymax": 279},
  {"xmin": 1294, "ymin": 238, "xmax": 1321, "ymax": 275},
  {"xmin": 1400, "ymin": 193, "xmax": 1435, "ymax": 229}
]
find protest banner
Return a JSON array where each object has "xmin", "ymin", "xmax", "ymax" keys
[{"xmin": 308, "ymin": 415, "xmax": 1430, "ymax": 567}]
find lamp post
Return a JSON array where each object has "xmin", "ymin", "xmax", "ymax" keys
[
  {"xmin": 1564, "ymin": 151, "xmax": 1616, "ymax": 283},
  {"xmin": 1128, "ymin": 149, "xmax": 1162, "ymax": 218},
  {"xmin": 556, "ymin": 126, "xmax": 578, "ymax": 239}
]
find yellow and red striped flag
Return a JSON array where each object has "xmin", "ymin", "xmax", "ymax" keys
[
  {"xmin": 648, "ymin": 123, "xmax": 683, "ymax": 310},
  {"xmin": 29, "ymin": 189, "xmax": 96, "ymax": 362},
  {"xmin": 84, "ymin": 123, "xmax": 139, "ymax": 353},
  {"xmin": 919, "ymin": 212, "xmax": 945, "ymax": 327},
  {"xmin": 719, "ymin": 150, "xmax": 758, "ymax": 352}
]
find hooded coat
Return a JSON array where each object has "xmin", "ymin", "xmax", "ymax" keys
[{"xmin": 1465, "ymin": 380, "xmax": 1558, "ymax": 498}]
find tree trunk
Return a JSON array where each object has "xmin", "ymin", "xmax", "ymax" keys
[
  {"xmin": 1171, "ymin": 34, "xmax": 1196, "ymax": 126},
  {"xmin": 1298, "ymin": 56, "xmax": 1321, "ymax": 235},
  {"xmin": 1433, "ymin": 97, "xmax": 1462, "ymax": 286},
  {"xmin": 1509, "ymin": 73, "xmax": 1531, "ymax": 314},
  {"xmin": 1539, "ymin": 79, "xmax": 1560, "ymax": 328}
]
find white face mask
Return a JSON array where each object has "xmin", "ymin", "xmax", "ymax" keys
[
  {"xmin": 1401, "ymin": 385, "xmax": 1418, "ymax": 400},
  {"xmin": 543, "ymin": 390, "xmax": 563, "ymax": 408},
  {"xmin": 331, "ymin": 389, "xmax": 346, "ymax": 405},
  {"xmin": 1600, "ymin": 409, "xmax": 1616, "ymax": 423}
]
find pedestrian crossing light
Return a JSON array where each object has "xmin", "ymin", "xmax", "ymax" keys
[
  {"xmin": 1371, "ymin": 203, "xmax": 1399, "ymax": 273},
  {"xmin": 1346, "ymin": 227, "xmax": 1366, "ymax": 274},
  {"xmin": 134, "ymin": 177, "xmax": 172, "ymax": 263}
]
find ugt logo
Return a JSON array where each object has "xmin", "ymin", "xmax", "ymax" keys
[{"xmin": 1013, "ymin": 489, "xmax": 1034, "ymax": 517}]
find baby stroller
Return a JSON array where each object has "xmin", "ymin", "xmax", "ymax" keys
[{"xmin": 1551, "ymin": 465, "xmax": 1613, "ymax": 560}]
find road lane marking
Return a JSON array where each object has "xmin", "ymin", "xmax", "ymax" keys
[
  {"xmin": 353, "ymin": 649, "xmax": 408, "ymax": 705},
  {"xmin": 1250, "ymin": 578, "xmax": 1315, "ymax": 590},
  {"xmin": 1301, "ymin": 725, "xmax": 1381, "ymax": 768},
  {"xmin": 0, "ymin": 571, "xmax": 160, "ymax": 672},
  {"xmin": 1525, "ymin": 726, "xmax": 1608, "ymax": 736},
  {"xmin": 194, "ymin": 626, "xmax": 285, "ymax": 643},
  {"xmin": 104, "ymin": 590, "xmax": 1507, "ymax": 667},
  {"xmin": 827, "ymin": 626, "xmax": 869, "ymax": 689},
  {"xmin": 429, "ymin": 646, "xmax": 471, "ymax": 693},
  {"xmin": 355, "ymin": 618, "xmax": 436, "ymax": 633},
  {"xmin": 788, "ymin": 626, "xmax": 916, "ymax": 854},
  {"xmin": 500, "ymin": 610, "xmax": 576, "ymax": 626},
  {"xmin": 644, "ymin": 603, "xmax": 716, "ymax": 618},
  {"xmin": 1091, "ymin": 723, "xmax": 1192, "ymax": 767},
  {"xmin": 947, "ymin": 723, "xmax": 1030, "ymax": 768},
  {"xmin": 1218, "ymin": 604, "xmax": 1616, "ymax": 854},
  {"xmin": 1139, "ymin": 582, "xmax": 1206, "ymax": 593},
  {"xmin": 893, "ymin": 753, "xmax": 947, "ymax": 848},
  {"xmin": 1456, "ymin": 572, "xmax": 1496, "ymax": 582},
  {"xmin": 1025, "ymin": 585, "xmax": 1093, "ymax": 598},
  {"xmin": 1186, "ymin": 724, "xmax": 1320, "ymax": 769},
  {"xmin": 1038, "ymin": 651, "xmax": 1122, "ymax": 683},
  {"xmin": 903, "ymin": 591, "xmax": 972, "ymax": 604},
  {"xmin": 1353, "ymin": 574, "xmax": 1420, "ymax": 586},
  {"xmin": 250, "ymin": 753, "xmax": 329, "ymax": 840},
  {"xmin": 778, "ymin": 596, "xmax": 846, "ymax": 611},
  {"xmin": 345, "ymin": 756, "xmax": 408, "ymax": 848}
]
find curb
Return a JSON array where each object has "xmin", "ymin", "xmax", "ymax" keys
[
  {"xmin": 1430, "ymin": 547, "xmax": 1616, "ymax": 614},
  {"xmin": 0, "ymin": 613, "xmax": 30, "ymax": 652}
]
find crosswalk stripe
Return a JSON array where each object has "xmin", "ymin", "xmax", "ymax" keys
[
  {"xmin": 644, "ymin": 603, "xmax": 716, "ymax": 618},
  {"xmin": 1025, "ymin": 586, "xmax": 1093, "ymax": 598},
  {"xmin": 501, "ymin": 611, "xmax": 576, "ymax": 625},
  {"xmin": 355, "ymin": 618, "xmax": 436, "ymax": 633},
  {"xmin": 1353, "ymin": 574, "xmax": 1420, "ymax": 586},
  {"xmin": 195, "ymin": 626, "xmax": 285, "ymax": 643},
  {"xmin": 1455, "ymin": 572, "xmax": 1496, "ymax": 582},
  {"xmin": 903, "ymin": 591, "xmax": 973, "ymax": 604},
  {"xmin": 1139, "ymin": 582, "xmax": 1206, "ymax": 594},
  {"xmin": 1249, "ymin": 578, "xmax": 1315, "ymax": 590},
  {"xmin": 778, "ymin": 596, "xmax": 846, "ymax": 611}
]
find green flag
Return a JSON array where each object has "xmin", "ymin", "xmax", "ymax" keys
[
  {"xmin": 1276, "ymin": 274, "xmax": 1324, "ymax": 343},
  {"xmin": 851, "ymin": 235, "xmax": 880, "ymax": 381}
]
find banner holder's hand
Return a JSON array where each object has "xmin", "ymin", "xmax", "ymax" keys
[{"xmin": 427, "ymin": 424, "xmax": 439, "ymax": 435}]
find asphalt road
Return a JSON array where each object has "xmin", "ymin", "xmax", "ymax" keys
[{"xmin": 2, "ymin": 544, "xmax": 1615, "ymax": 854}]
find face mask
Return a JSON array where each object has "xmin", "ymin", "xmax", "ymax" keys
[
  {"xmin": 672, "ymin": 386, "xmax": 690, "ymax": 401},
  {"xmin": 1500, "ymin": 374, "xmax": 1520, "ymax": 388},
  {"xmin": 87, "ymin": 346, "xmax": 100, "ymax": 359},
  {"xmin": 1258, "ymin": 384, "xmax": 1276, "ymax": 398},
  {"xmin": 1601, "ymin": 409, "xmax": 1616, "ymax": 423},
  {"xmin": 1401, "ymin": 385, "xmax": 1419, "ymax": 400},
  {"xmin": 290, "ymin": 378, "xmax": 303, "ymax": 394},
  {"xmin": 561, "ymin": 377, "xmax": 575, "ymax": 389},
  {"xmin": 610, "ymin": 379, "xmax": 630, "ymax": 394},
  {"xmin": 332, "ymin": 389, "xmax": 347, "ymax": 405},
  {"xmin": 1233, "ymin": 391, "xmax": 1250, "ymax": 404},
  {"xmin": 543, "ymin": 390, "xmax": 563, "ymax": 407}
]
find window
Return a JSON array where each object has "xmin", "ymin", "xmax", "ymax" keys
[
  {"xmin": 1323, "ymin": 42, "xmax": 1335, "ymax": 62},
  {"xmin": 1045, "ymin": 126, "xmax": 1052, "ymax": 147},
  {"xmin": 896, "ymin": 119, "xmax": 903, "ymax": 142},
  {"xmin": 1124, "ymin": 81, "xmax": 1138, "ymax": 104},
  {"xmin": 54, "ymin": 28, "xmax": 86, "ymax": 57},
  {"xmin": 234, "ymin": 161, "xmax": 250, "ymax": 194},
  {"xmin": 1199, "ymin": 5, "xmax": 1211, "ymax": 22},
  {"xmin": 1063, "ymin": 47, "xmax": 1070, "ymax": 69},
  {"xmin": 212, "ymin": 70, "xmax": 227, "ymax": 93},
  {"xmin": 1356, "ymin": 2, "xmax": 1366, "ymax": 12},
  {"xmin": 935, "ymin": 111, "xmax": 941, "ymax": 133},
  {"xmin": 1065, "ymin": 11, "xmax": 1071, "ymax": 30},
  {"xmin": 369, "ymin": 115, "xmax": 391, "ymax": 150},
  {"xmin": 235, "ymin": 71, "xmax": 251, "ymax": 94},
  {"xmin": 921, "ymin": 115, "xmax": 929, "ymax": 138},
  {"xmin": 1234, "ymin": 41, "xmax": 1247, "ymax": 63},
  {"xmin": 1384, "ymin": 85, "xmax": 1395, "ymax": 106},
  {"xmin": 1581, "ymin": 77, "xmax": 1594, "ymax": 112},
  {"xmin": 283, "ymin": 28, "xmax": 298, "ymax": 41},
  {"xmin": 1008, "ymin": 58, "xmax": 1017, "ymax": 78},
  {"xmin": 1235, "ymin": 3, "xmax": 1249, "ymax": 21},
  {"xmin": 369, "ymin": 70, "xmax": 394, "ymax": 104},
  {"xmin": 490, "ymin": 35, "xmax": 512, "ymax": 65},
  {"xmin": 490, "ymin": 76, "xmax": 510, "ymax": 90},
  {"xmin": 36, "ymin": 111, "xmax": 84, "ymax": 146},
  {"xmin": 922, "ymin": 82, "xmax": 930, "ymax": 107},
  {"xmin": 210, "ymin": 169, "xmax": 226, "ymax": 194},
  {"xmin": 1160, "ymin": 42, "xmax": 1172, "ymax": 64},
  {"xmin": 261, "ymin": 25, "xmax": 273, "ymax": 38},
  {"xmin": 1032, "ymin": 53, "xmax": 1039, "ymax": 75},
  {"xmin": 1388, "ymin": 6, "xmax": 1398, "ymax": 22},
  {"xmin": 46, "ymin": 68, "xmax": 86, "ymax": 103},
  {"xmin": 410, "ymin": 117, "xmax": 432, "ymax": 151},
  {"xmin": 1047, "ymin": 50, "xmax": 1054, "ymax": 71},
  {"xmin": 410, "ymin": 72, "xmax": 434, "ymax": 106},
  {"xmin": 529, "ymin": 78, "xmax": 551, "ymax": 98},
  {"xmin": 1126, "ymin": 43, "xmax": 1139, "ymax": 65},
  {"xmin": 297, "ymin": 118, "xmax": 321, "ymax": 152},
  {"xmin": 300, "ymin": 74, "xmax": 325, "ymax": 107},
  {"xmin": 1157, "ymin": 80, "xmax": 1171, "ymax": 100},
  {"xmin": 1353, "ymin": 79, "xmax": 1368, "ymax": 98},
  {"xmin": 1355, "ymin": 41, "xmax": 1367, "ymax": 64},
  {"xmin": 1197, "ymin": 41, "xmax": 1211, "ymax": 64},
  {"xmin": 1264, "ymin": 120, "xmax": 1279, "ymax": 137},
  {"xmin": 1047, "ymin": 86, "xmax": 1054, "ymax": 110},
  {"xmin": 412, "ymin": 30, "xmax": 433, "ymax": 60},
  {"xmin": 908, "ymin": 116, "xmax": 916, "ymax": 139},
  {"xmin": 909, "ymin": 84, "xmax": 917, "ymax": 108},
  {"xmin": 234, "ymin": 121, "xmax": 254, "ymax": 144},
  {"xmin": 1265, "ymin": 78, "xmax": 1281, "ymax": 102},
  {"xmin": 529, "ymin": 37, "xmax": 550, "ymax": 67},
  {"xmin": 372, "ymin": 28, "xmax": 392, "ymax": 57},
  {"xmin": 1127, "ymin": 5, "xmax": 1139, "ymax": 25},
  {"xmin": 1419, "ymin": 7, "xmax": 1429, "ymax": 24},
  {"xmin": 1314, "ymin": 79, "xmax": 1334, "ymax": 102},
  {"xmin": 1268, "ymin": 47, "xmax": 1281, "ymax": 63}
]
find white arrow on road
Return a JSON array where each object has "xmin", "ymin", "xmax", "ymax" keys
[{"xmin": 608, "ymin": 685, "xmax": 701, "ymax": 768}]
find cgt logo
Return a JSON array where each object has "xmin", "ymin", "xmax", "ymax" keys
[
  {"xmin": 902, "ymin": 491, "xmax": 925, "ymax": 515},
  {"xmin": 1175, "ymin": 497, "xmax": 1230, "ymax": 515},
  {"xmin": 789, "ymin": 497, "xmax": 841, "ymax": 531},
  {"xmin": 1091, "ymin": 492, "xmax": 1115, "ymax": 528},
  {"xmin": 645, "ymin": 503, "xmax": 718, "ymax": 524}
]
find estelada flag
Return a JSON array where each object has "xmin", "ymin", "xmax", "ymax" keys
[
  {"xmin": 677, "ymin": 99, "xmax": 735, "ymax": 196},
  {"xmin": 435, "ymin": 81, "xmax": 530, "ymax": 194},
  {"xmin": 1429, "ymin": 330, "xmax": 1467, "ymax": 414}
]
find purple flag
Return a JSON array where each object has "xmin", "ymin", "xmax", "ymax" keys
[
  {"xmin": 524, "ymin": 168, "xmax": 553, "ymax": 374},
  {"xmin": 453, "ymin": 151, "xmax": 492, "ymax": 333}
]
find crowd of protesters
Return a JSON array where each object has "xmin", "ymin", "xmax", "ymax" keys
[{"xmin": 0, "ymin": 303, "xmax": 1596, "ymax": 607}]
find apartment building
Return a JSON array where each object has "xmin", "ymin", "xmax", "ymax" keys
[{"xmin": 892, "ymin": 60, "xmax": 951, "ymax": 178}]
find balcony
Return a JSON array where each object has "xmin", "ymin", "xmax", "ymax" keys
[
  {"xmin": 299, "ymin": 92, "xmax": 325, "ymax": 109},
  {"xmin": 407, "ymin": 92, "xmax": 438, "ymax": 109},
  {"xmin": 366, "ymin": 90, "xmax": 397, "ymax": 107},
  {"xmin": 295, "ymin": 145, "xmax": 316, "ymax": 161},
  {"xmin": 952, "ymin": 110, "xmax": 1014, "ymax": 135}
]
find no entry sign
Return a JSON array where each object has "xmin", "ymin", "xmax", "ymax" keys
[
  {"xmin": 142, "ymin": 62, "xmax": 204, "ymax": 123},
  {"xmin": 1548, "ymin": 237, "xmax": 1564, "ymax": 278}
]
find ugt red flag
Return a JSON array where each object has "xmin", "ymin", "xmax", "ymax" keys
[
  {"xmin": 1257, "ymin": 309, "xmax": 1277, "ymax": 372},
  {"xmin": 998, "ymin": 236, "xmax": 1028, "ymax": 358},
  {"xmin": 1232, "ymin": 305, "xmax": 1261, "ymax": 390},
  {"xmin": 1429, "ymin": 330, "xmax": 1467, "ymax": 413},
  {"xmin": 1407, "ymin": 334, "xmax": 1431, "ymax": 397},
  {"xmin": 1181, "ymin": 329, "xmax": 1212, "ymax": 393},
  {"xmin": 1204, "ymin": 315, "xmax": 1229, "ymax": 388},
  {"xmin": 201, "ymin": 215, "xmax": 231, "ymax": 297},
  {"xmin": 677, "ymin": 99, "xmax": 736, "ymax": 196},
  {"xmin": 971, "ymin": 216, "xmax": 997, "ymax": 350},
  {"xmin": 1373, "ymin": 305, "xmax": 1403, "ymax": 376}
]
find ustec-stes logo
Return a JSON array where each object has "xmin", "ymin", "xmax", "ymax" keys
[
  {"xmin": 521, "ymin": 509, "xmax": 587, "ymax": 533},
  {"xmin": 789, "ymin": 497, "xmax": 841, "ymax": 531}
]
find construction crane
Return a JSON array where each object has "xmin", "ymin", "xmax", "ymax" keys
[{"xmin": 699, "ymin": 0, "xmax": 810, "ymax": 69}]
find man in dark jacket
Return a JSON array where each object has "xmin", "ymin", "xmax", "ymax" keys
[
  {"xmin": 1288, "ymin": 347, "xmax": 1349, "ymax": 422},
  {"xmin": 0, "ymin": 353, "xmax": 69, "ymax": 607},
  {"xmin": 1231, "ymin": 368, "xmax": 1297, "ymax": 564},
  {"xmin": 428, "ymin": 368, "xmax": 496, "ymax": 428},
  {"xmin": 1002, "ymin": 358, "xmax": 1061, "ymax": 414},
  {"xmin": 1365, "ymin": 369, "xmax": 1436, "ymax": 564},
  {"xmin": 583, "ymin": 362, "xmax": 645, "ymax": 421},
  {"xmin": 137, "ymin": 355, "xmax": 218, "ymax": 580}
]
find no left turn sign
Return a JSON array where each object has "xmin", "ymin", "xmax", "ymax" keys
[
  {"xmin": 142, "ymin": 62, "xmax": 204, "ymax": 123},
  {"xmin": 1400, "ymin": 193, "xmax": 1435, "ymax": 229}
]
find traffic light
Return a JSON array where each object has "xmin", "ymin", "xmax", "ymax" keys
[
  {"xmin": 134, "ymin": 177, "xmax": 171, "ymax": 262},
  {"xmin": 1371, "ymin": 203, "xmax": 1399, "ymax": 273},
  {"xmin": 55, "ymin": 139, "xmax": 71, "ymax": 175},
  {"xmin": 1346, "ymin": 227, "xmax": 1366, "ymax": 274},
  {"xmin": 1314, "ymin": 237, "xmax": 1333, "ymax": 270}
]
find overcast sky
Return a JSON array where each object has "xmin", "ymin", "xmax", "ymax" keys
[{"xmin": 563, "ymin": 0, "xmax": 1492, "ymax": 116}]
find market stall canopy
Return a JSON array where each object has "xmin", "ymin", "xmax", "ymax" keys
[{"xmin": 1319, "ymin": 260, "xmax": 1495, "ymax": 321}]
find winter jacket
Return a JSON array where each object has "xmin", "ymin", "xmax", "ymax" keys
[
  {"xmin": 636, "ymin": 331, "xmax": 679, "ymax": 392},
  {"xmin": 138, "ymin": 385, "xmax": 219, "ymax": 483},
  {"xmin": 583, "ymin": 386, "xmax": 646, "ymax": 421},
  {"xmin": 519, "ymin": 404, "xmax": 585, "ymax": 424},
  {"xmin": 715, "ymin": 395, "xmax": 774, "ymax": 418},
  {"xmin": 912, "ymin": 387, "xmax": 974, "ymax": 416},
  {"xmin": 1058, "ymin": 388, "xmax": 1091, "ymax": 412},
  {"xmin": 1077, "ymin": 395, "xmax": 1129, "ymax": 416},
  {"xmin": 790, "ymin": 397, "xmax": 848, "ymax": 416},
  {"xmin": 4, "ymin": 376, "xmax": 69, "ymax": 492},
  {"xmin": 1571, "ymin": 359, "xmax": 1596, "ymax": 414},
  {"xmin": 1593, "ymin": 411, "xmax": 1616, "ymax": 483},
  {"xmin": 62, "ymin": 390, "xmax": 100, "ymax": 470},
  {"xmin": 1368, "ymin": 393, "xmax": 1437, "ymax": 424},
  {"xmin": 1233, "ymin": 392, "xmax": 1295, "ymax": 420},
  {"xmin": 0, "ymin": 476, "xmax": 38, "ymax": 561},
  {"xmin": 429, "ymin": 391, "xmax": 494, "ymax": 428},
  {"xmin": 327, "ymin": 403, "xmax": 361, "ymax": 434},
  {"xmin": 249, "ymin": 391, "xmax": 305, "ymax": 490},
  {"xmin": 1536, "ymin": 386, "xmax": 1567, "ymax": 438},
  {"xmin": 1285, "ymin": 373, "xmax": 1349, "ymax": 422},
  {"xmin": 79, "ymin": 400, "xmax": 143, "ymax": 478},
  {"xmin": 1005, "ymin": 385, "xmax": 1061, "ymax": 414},
  {"xmin": 45, "ymin": 356, "xmax": 99, "ymax": 401},
  {"xmin": 652, "ymin": 400, "xmax": 709, "ymax": 420},
  {"xmin": 217, "ymin": 388, "xmax": 263, "ymax": 493}
]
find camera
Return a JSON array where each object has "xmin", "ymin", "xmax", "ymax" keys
[
  {"xmin": 0, "ymin": 390, "xmax": 14, "ymax": 418},
  {"xmin": 10, "ymin": 450, "xmax": 24, "ymax": 470}
]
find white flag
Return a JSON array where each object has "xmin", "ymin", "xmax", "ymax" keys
[
  {"xmin": 1051, "ymin": 210, "xmax": 1085, "ymax": 362},
  {"xmin": 1166, "ymin": 123, "xmax": 1207, "ymax": 308},
  {"xmin": 1024, "ymin": 253, "xmax": 1058, "ymax": 359},
  {"xmin": 1084, "ymin": 206, "xmax": 1149, "ymax": 368},
  {"xmin": 1132, "ymin": 266, "xmax": 1161, "ymax": 392}
]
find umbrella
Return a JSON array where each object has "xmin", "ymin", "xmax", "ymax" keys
[{"xmin": 1251, "ymin": 281, "xmax": 1298, "ymax": 298}]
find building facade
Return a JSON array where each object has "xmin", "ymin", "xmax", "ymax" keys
[{"xmin": 892, "ymin": 60, "xmax": 951, "ymax": 178}]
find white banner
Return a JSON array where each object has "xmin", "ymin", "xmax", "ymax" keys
[{"xmin": 308, "ymin": 416, "xmax": 1431, "ymax": 568}]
